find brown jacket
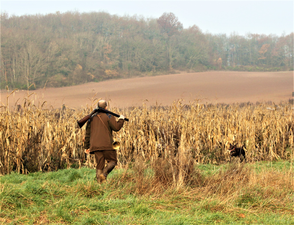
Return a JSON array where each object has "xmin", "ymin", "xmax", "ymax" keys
[{"xmin": 84, "ymin": 112, "xmax": 124, "ymax": 153}]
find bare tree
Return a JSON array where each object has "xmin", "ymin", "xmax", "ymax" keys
[{"xmin": 157, "ymin": 13, "xmax": 183, "ymax": 71}]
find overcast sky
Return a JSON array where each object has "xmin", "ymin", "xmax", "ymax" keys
[{"xmin": 1, "ymin": 0, "xmax": 293, "ymax": 36}]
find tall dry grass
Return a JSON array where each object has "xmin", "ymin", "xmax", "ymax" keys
[
  {"xmin": 0, "ymin": 92, "xmax": 294, "ymax": 176},
  {"xmin": 107, "ymin": 162, "xmax": 293, "ymax": 212}
]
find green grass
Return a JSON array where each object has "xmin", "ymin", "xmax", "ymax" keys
[
  {"xmin": 0, "ymin": 161, "xmax": 293, "ymax": 224},
  {"xmin": 196, "ymin": 160, "xmax": 293, "ymax": 175}
]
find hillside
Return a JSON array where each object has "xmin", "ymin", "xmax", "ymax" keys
[
  {"xmin": 1, "ymin": 11, "xmax": 293, "ymax": 90},
  {"xmin": 1, "ymin": 71, "xmax": 292, "ymax": 109}
]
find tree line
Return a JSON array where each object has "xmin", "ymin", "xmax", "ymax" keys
[{"xmin": 1, "ymin": 11, "xmax": 293, "ymax": 89}]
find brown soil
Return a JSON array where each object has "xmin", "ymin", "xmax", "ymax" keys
[{"xmin": 1, "ymin": 71, "xmax": 293, "ymax": 109}]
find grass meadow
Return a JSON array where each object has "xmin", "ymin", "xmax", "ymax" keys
[
  {"xmin": 0, "ymin": 93, "xmax": 294, "ymax": 224},
  {"xmin": 0, "ymin": 161, "xmax": 293, "ymax": 224}
]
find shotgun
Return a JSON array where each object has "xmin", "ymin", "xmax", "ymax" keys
[{"xmin": 77, "ymin": 108, "xmax": 129, "ymax": 128}]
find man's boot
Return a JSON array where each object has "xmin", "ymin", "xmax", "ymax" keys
[
  {"xmin": 96, "ymin": 169, "xmax": 103, "ymax": 183},
  {"xmin": 99, "ymin": 173, "xmax": 106, "ymax": 183},
  {"xmin": 100, "ymin": 161, "xmax": 116, "ymax": 183}
]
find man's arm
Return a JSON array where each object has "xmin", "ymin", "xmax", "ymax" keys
[{"xmin": 108, "ymin": 115, "xmax": 124, "ymax": 131}]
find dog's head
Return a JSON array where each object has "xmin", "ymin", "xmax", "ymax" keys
[
  {"xmin": 229, "ymin": 144, "xmax": 246, "ymax": 162},
  {"xmin": 228, "ymin": 144, "xmax": 246, "ymax": 160}
]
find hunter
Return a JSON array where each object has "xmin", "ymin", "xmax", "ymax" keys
[{"xmin": 84, "ymin": 100, "xmax": 125, "ymax": 183}]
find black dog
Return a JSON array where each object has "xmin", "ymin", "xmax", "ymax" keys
[{"xmin": 229, "ymin": 144, "xmax": 246, "ymax": 162}]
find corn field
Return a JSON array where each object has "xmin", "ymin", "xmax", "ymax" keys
[{"xmin": 1, "ymin": 94, "xmax": 294, "ymax": 175}]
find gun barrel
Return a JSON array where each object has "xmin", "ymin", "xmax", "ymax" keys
[{"xmin": 100, "ymin": 108, "xmax": 129, "ymax": 122}]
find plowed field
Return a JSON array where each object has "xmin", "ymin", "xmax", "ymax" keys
[{"xmin": 1, "ymin": 71, "xmax": 293, "ymax": 109}]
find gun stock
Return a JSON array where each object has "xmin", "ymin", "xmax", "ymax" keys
[{"xmin": 77, "ymin": 114, "xmax": 91, "ymax": 128}]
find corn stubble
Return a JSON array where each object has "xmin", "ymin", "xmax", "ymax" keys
[{"xmin": 0, "ymin": 95, "xmax": 293, "ymax": 180}]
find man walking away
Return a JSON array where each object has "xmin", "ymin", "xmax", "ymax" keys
[{"xmin": 84, "ymin": 100, "xmax": 125, "ymax": 183}]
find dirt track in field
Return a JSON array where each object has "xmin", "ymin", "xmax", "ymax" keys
[{"xmin": 1, "ymin": 71, "xmax": 293, "ymax": 109}]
